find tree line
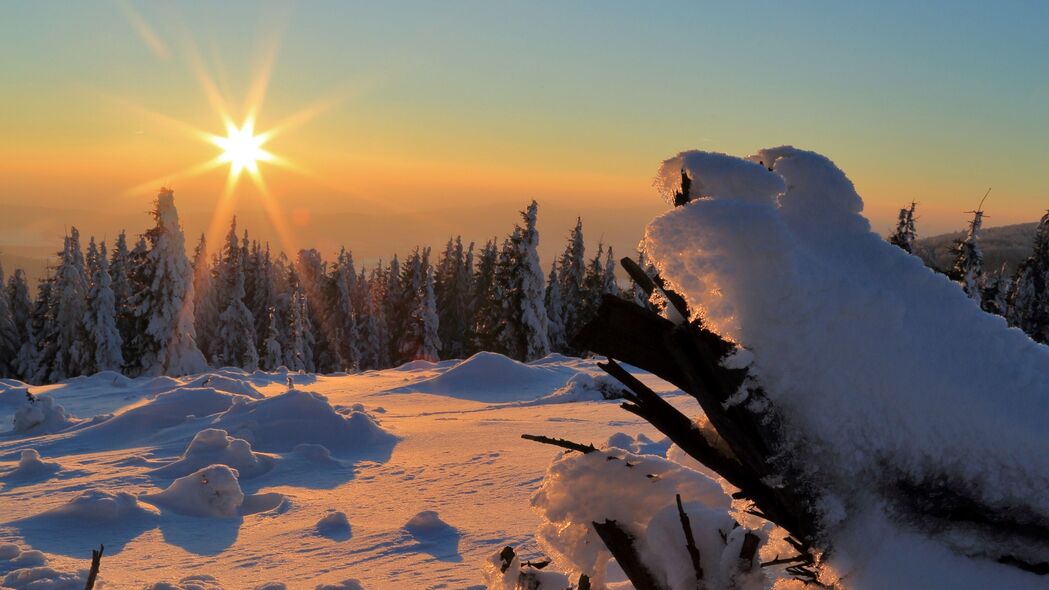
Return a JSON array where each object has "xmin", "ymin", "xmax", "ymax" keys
[
  {"xmin": 0, "ymin": 190, "xmax": 646, "ymax": 384},
  {"xmin": 888, "ymin": 201, "xmax": 1049, "ymax": 343}
]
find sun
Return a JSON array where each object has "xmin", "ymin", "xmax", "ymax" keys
[{"xmin": 210, "ymin": 118, "xmax": 274, "ymax": 178}]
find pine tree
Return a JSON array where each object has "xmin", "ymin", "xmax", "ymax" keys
[
  {"xmin": 406, "ymin": 264, "xmax": 441, "ymax": 362},
  {"xmin": 578, "ymin": 242, "xmax": 607, "ymax": 338},
  {"xmin": 981, "ymin": 264, "xmax": 1011, "ymax": 318},
  {"xmin": 0, "ymin": 264, "xmax": 20, "ymax": 378},
  {"xmin": 557, "ymin": 218, "xmax": 586, "ymax": 352},
  {"xmin": 544, "ymin": 261, "xmax": 567, "ymax": 353},
  {"xmin": 110, "ymin": 230, "xmax": 135, "ymax": 358},
  {"xmin": 436, "ymin": 237, "xmax": 472, "ymax": 359},
  {"xmin": 360, "ymin": 264, "xmax": 391, "ymax": 370},
  {"xmin": 84, "ymin": 240, "xmax": 124, "ymax": 372},
  {"xmin": 297, "ymin": 249, "xmax": 337, "ymax": 371},
  {"xmin": 384, "ymin": 255, "xmax": 404, "ymax": 363},
  {"xmin": 888, "ymin": 201, "xmax": 918, "ymax": 254},
  {"xmin": 516, "ymin": 200, "xmax": 549, "ymax": 361},
  {"xmin": 1007, "ymin": 212, "xmax": 1049, "ymax": 342},
  {"xmin": 950, "ymin": 208, "xmax": 986, "ymax": 302},
  {"xmin": 127, "ymin": 189, "xmax": 208, "ymax": 376},
  {"xmin": 213, "ymin": 218, "xmax": 258, "ymax": 370},
  {"xmin": 22, "ymin": 276, "xmax": 54, "ymax": 384}
]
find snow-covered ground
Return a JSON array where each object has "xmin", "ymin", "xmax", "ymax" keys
[{"xmin": 0, "ymin": 355, "xmax": 683, "ymax": 589}]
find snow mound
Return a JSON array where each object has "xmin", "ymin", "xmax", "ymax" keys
[
  {"xmin": 394, "ymin": 352, "xmax": 577, "ymax": 402},
  {"xmin": 0, "ymin": 544, "xmax": 46, "ymax": 573},
  {"xmin": 1, "ymin": 566, "xmax": 88, "ymax": 590},
  {"xmin": 12, "ymin": 396, "xmax": 78, "ymax": 435},
  {"xmin": 41, "ymin": 489, "xmax": 159, "ymax": 522},
  {"xmin": 182, "ymin": 374, "xmax": 264, "ymax": 399},
  {"xmin": 4, "ymin": 449, "xmax": 61, "ymax": 479},
  {"xmin": 74, "ymin": 387, "xmax": 242, "ymax": 444},
  {"xmin": 315, "ymin": 510, "xmax": 351, "ymax": 538},
  {"xmin": 314, "ymin": 581, "xmax": 364, "ymax": 590},
  {"xmin": 146, "ymin": 575, "xmax": 225, "ymax": 590},
  {"xmin": 404, "ymin": 510, "xmax": 456, "ymax": 539},
  {"xmin": 211, "ymin": 389, "xmax": 396, "ymax": 454},
  {"xmin": 393, "ymin": 359, "xmax": 439, "ymax": 371},
  {"xmin": 150, "ymin": 428, "xmax": 273, "ymax": 479},
  {"xmin": 644, "ymin": 146, "xmax": 1049, "ymax": 582},
  {"xmin": 531, "ymin": 449, "xmax": 737, "ymax": 588},
  {"xmin": 142, "ymin": 465, "xmax": 245, "ymax": 518},
  {"xmin": 525, "ymin": 373, "xmax": 627, "ymax": 405},
  {"xmin": 605, "ymin": 432, "xmax": 670, "ymax": 456}
]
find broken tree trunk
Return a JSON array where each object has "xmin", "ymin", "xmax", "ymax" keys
[{"xmin": 566, "ymin": 259, "xmax": 1049, "ymax": 582}]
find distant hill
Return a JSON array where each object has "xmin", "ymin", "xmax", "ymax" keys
[{"xmin": 914, "ymin": 221, "xmax": 1039, "ymax": 274}]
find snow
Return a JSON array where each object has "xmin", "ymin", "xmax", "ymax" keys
[
  {"xmin": 142, "ymin": 464, "xmax": 248, "ymax": 518},
  {"xmin": 392, "ymin": 351, "xmax": 579, "ymax": 402},
  {"xmin": 3, "ymin": 450, "xmax": 60, "ymax": 480},
  {"xmin": 10, "ymin": 396, "xmax": 78, "ymax": 435},
  {"xmin": 524, "ymin": 372, "xmax": 627, "ymax": 405},
  {"xmin": 149, "ymin": 428, "xmax": 274, "ymax": 479},
  {"xmin": 0, "ymin": 354, "xmax": 659, "ymax": 588},
  {"xmin": 644, "ymin": 146, "xmax": 1049, "ymax": 586}
]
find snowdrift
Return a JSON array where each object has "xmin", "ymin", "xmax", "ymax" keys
[
  {"xmin": 391, "ymin": 351, "xmax": 578, "ymax": 402},
  {"xmin": 211, "ymin": 389, "xmax": 396, "ymax": 454}
]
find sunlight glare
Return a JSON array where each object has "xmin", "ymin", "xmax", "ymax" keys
[{"xmin": 211, "ymin": 118, "xmax": 273, "ymax": 178}]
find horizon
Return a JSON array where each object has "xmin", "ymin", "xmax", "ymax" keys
[{"xmin": 2, "ymin": 1, "xmax": 1047, "ymax": 285}]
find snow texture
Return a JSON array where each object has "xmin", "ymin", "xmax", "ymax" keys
[
  {"xmin": 644, "ymin": 146, "xmax": 1049, "ymax": 585},
  {"xmin": 394, "ymin": 351, "xmax": 577, "ymax": 402},
  {"xmin": 150, "ymin": 428, "xmax": 274, "ymax": 479},
  {"xmin": 142, "ymin": 464, "xmax": 246, "ymax": 518},
  {"xmin": 11, "ymin": 396, "xmax": 78, "ymax": 435}
]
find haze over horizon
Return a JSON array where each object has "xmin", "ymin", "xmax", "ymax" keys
[{"xmin": 2, "ymin": 0, "xmax": 1047, "ymax": 282}]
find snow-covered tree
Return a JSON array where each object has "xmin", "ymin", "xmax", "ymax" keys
[
  {"xmin": 578, "ymin": 242, "xmax": 607, "ymax": 337},
  {"xmin": 436, "ymin": 237, "xmax": 473, "ymax": 359},
  {"xmin": 0, "ymin": 264, "xmax": 19, "ymax": 377},
  {"xmin": 84, "ymin": 240, "xmax": 124, "ymax": 372},
  {"xmin": 285, "ymin": 267, "xmax": 314, "ymax": 372},
  {"xmin": 1007, "ymin": 212, "xmax": 1049, "ymax": 342},
  {"xmin": 332, "ymin": 247, "xmax": 360, "ymax": 371},
  {"xmin": 359, "ymin": 264, "xmax": 390, "ymax": 370},
  {"xmin": 557, "ymin": 218, "xmax": 586, "ymax": 351},
  {"xmin": 981, "ymin": 264, "xmax": 1011, "ymax": 318},
  {"xmin": 49, "ymin": 228, "xmax": 91, "ymax": 381},
  {"xmin": 469, "ymin": 240, "xmax": 498, "ymax": 355},
  {"xmin": 950, "ymin": 209, "xmax": 985, "ymax": 302},
  {"xmin": 212, "ymin": 218, "xmax": 258, "ymax": 370},
  {"xmin": 630, "ymin": 250, "xmax": 658, "ymax": 310},
  {"xmin": 404, "ymin": 264, "xmax": 441, "ymax": 362},
  {"xmin": 297, "ymin": 249, "xmax": 337, "ymax": 372},
  {"xmin": 191, "ymin": 234, "xmax": 219, "ymax": 362},
  {"xmin": 110, "ymin": 230, "xmax": 135, "ymax": 354},
  {"xmin": 516, "ymin": 200, "xmax": 549, "ymax": 361},
  {"xmin": 21, "ymin": 277, "xmax": 54, "ymax": 383},
  {"xmin": 544, "ymin": 262, "xmax": 566, "ymax": 353},
  {"xmin": 602, "ymin": 244, "xmax": 618, "ymax": 296},
  {"xmin": 7, "ymin": 268, "xmax": 32, "ymax": 349},
  {"xmin": 888, "ymin": 201, "xmax": 918, "ymax": 254},
  {"xmin": 127, "ymin": 189, "xmax": 207, "ymax": 376},
  {"xmin": 262, "ymin": 306, "xmax": 284, "ymax": 370}
]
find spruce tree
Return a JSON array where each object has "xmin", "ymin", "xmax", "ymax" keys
[
  {"xmin": 262, "ymin": 306, "xmax": 284, "ymax": 370},
  {"xmin": 191, "ymin": 234, "xmax": 218, "ymax": 362},
  {"xmin": 888, "ymin": 201, "xmax": 918, "ymax": 254},
  {"xmin": 0, "ymin": 264, "xmax": 19, "ymax": 378},
  {"xmin": 332, "ymin": 247, "xmax": 361, "ymax": 371},
  {"xmin": 213, "ymin": 218, "xmax": 258, "ymax": 370},
  {"xmin": 297, "ymin": 249, "xmax": 338, "ymax": 371},
  {"xmin": 285, "ymin": 267, "xmax": 314, "ymax": 372},
  {"xmin": 469, "ymin": 240, "xmax": 498, "ymax": 355},
  {"xmin": 950, "ymin": 208, "xmax": 986, "ymax": 302},
  {"xmin": 436, "ymin": 237, "xmax": 472, "ymax": 359},
  {"xmin": 84, "ymin": 240, "xmax": 124, "ymax": 372},
  {"xmin": 578, "ymin": 242, "xmax": 607, "ymax": 336},
  {"xmin": 1007, "ymin": 212, "xmax": 1049, "ymax": 342},
  {"xmin": 557, "ymin": 218, "xmax": 586, "ymax": 351},
  {"xmin": 544, "ymin": 262, "xmax": 566, "ymax": 353},
  {"xmin": 516, "ymin": 200, "xmax": 549, "ymax": 361},
  {"xmin": 7, "ymin": 269, "xmax": 32, "ymax": 348},
  {"xmin": 127, "ymin": 189, "xmax": 207, "ymax": 376},
  {"xmin": 602, "ymin": 244, "xmax": 618, "ymax": 296},
  {"xmin": 980, "ymin": 264, "xmax": 1011, "ymax": 318},
  {"xmin": 22, "ymin": 276, "xmax": 55, "ymax": 384},
  {"xmin": 49, "ymin": 228, "xmax": 91, "ymax": 381}
]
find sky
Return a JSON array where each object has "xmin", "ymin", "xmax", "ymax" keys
[{"xmin": 1, "ymin": 1, "xmax": 1047, "ymax": 281}]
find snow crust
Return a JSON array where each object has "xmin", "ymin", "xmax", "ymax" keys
[{"xmin": 644, "ymin": 146, "xmax": 1049, "ymax": 585}]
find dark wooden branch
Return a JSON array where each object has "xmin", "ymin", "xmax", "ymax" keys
[
  {"xmin": 675, "ymin": 494, "xmax": 704, "ymax": 583},
  {"xmin": 84, "ymin": 544, "xmax": 104, "ymax": 590},
  {"xmin": 577, "ymin": 574, "xmax": 591, "ymax": 590},
  {"xmin": 521, "ymin": 434, "xmax": 597, "ymax": 454},
  {"xmin": 592, "ymin": 520, "xmax": 670, "ymax": 590}
]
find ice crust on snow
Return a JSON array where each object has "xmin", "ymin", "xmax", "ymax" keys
[{"xmin": 643, "ymin": 146, "xmax": 1049, "ymax": 584}]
